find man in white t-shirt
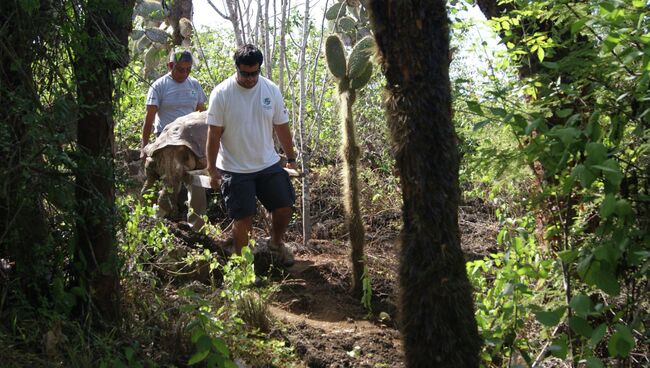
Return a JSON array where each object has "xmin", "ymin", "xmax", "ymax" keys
[
  {"xmin": 140, "ymin": 50, "xmax": 207, "ymax": 161},
  {"xmin": 206, "ymin": 44, "xmax": 297, "ymax": 266}
]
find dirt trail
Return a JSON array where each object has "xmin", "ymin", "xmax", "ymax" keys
[
  {"xmin": 268, "ymin": 247, "xmax": 405, "ymax": 368},
  {"xmin": 262, "ymin": 198, "xmax": 498, "ymax": 367}
]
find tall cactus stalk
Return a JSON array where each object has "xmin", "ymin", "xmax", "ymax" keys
[
  {"xmin": 326, "ymin": 34, "xmax": 374, "ymax": 296},
  {"xmin": 339, "ymin": 81, "xmax": 365, "ymax": 296}
]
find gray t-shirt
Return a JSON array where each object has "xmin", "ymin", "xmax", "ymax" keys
[{"xmin": 146, "ymin": 73, "xmax": 207, "ymax": 134}]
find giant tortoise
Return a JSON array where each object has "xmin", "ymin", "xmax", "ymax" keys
[{"xmin": 142, "ymin": 111, "xmax": 209, "ymax": 229}]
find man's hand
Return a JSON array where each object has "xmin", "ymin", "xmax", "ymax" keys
[
  {"xmin": 207, "ymin": 167, "xmax": 221, "ymax": 189},
  {"xmin": 140, "ymin": 148, "xmax": 147, "ymax": 162},
  {"xmin": 285, "ymin": 160, "xmax": 297, "ymax": 171}
]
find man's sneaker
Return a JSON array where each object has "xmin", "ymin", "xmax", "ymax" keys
[{"xmin": 268, "ymin": 240, "xmax": 295, "ymax": 267}]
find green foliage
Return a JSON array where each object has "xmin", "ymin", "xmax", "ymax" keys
[
  {"xmin": 180, "ymin": 246, "xmax": 297, "ymax": 367},
  {"xmin": 455, "ymin": 0, "xmax": 649, "ymax": 365},
  {"xmin": 467, "ymin": 212, "xmax": 554, "ymax": 365}
]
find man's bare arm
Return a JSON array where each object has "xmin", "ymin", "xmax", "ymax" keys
[
  {"xmin": 274, "ymin": 123, "xmax": 297, "ymax": 169},
  {"xmin": 206, "ymin": 125, "xmax": 224, "ymax": 188},
  {"xmin": 140, "ymin": 105, "xmax": 158, "ymax": 160}
]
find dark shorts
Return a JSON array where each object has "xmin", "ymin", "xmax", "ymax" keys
[{"xmin": 219, "ymin": 162, "xmax": 295, "ymax": 220}]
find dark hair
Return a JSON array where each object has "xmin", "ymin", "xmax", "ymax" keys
[
  {"xmin": 234, "ymin": 44, "xmax": 263, "ymax": 67},
  {"xmin": 169, "ymin": 49, "xmax": 195, "ymax": 64}
]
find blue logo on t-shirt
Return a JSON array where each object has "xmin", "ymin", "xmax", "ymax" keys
[{"xmin": 263, "ymin": 97, "xmax": 272, "ymax": 110}]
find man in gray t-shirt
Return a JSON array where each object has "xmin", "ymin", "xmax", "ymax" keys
[{"xmin": 140, "ymin": 50, "xmax": 207, "ymax": 161}]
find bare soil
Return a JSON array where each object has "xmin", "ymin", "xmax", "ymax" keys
[{"xmin": 258, "ymin": 196, "xmax": 498, "ymax": 368}]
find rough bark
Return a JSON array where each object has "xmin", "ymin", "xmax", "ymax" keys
[
  {"xmin": 278, "ymin": 0, "xmax": 289, "ymax": 93},
  {"xmin": 368, "ymin": 1, "xmax": 481, "ymax": 366},
  {"xmin": 73, "ymin": 0, "xmax": 134, "ymax": 322}
]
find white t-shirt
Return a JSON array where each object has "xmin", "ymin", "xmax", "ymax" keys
[
  {"xmin": 146, "ymin": 73, "xmax": 207, "ymax": 134},
  {"xmin": 206, "ymin": 74, "xmax": 289, "ymax": 173}
]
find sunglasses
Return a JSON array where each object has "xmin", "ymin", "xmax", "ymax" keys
[
  {"xmin": 174, "ymin": 65, "xmax": 191, "ymax": 73},
  {"xmin": 237, "ymin": 68, "xmax": 261, "ymax": 78}
]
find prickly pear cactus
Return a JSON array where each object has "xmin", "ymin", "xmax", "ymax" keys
[
  {"xmin": 326, "ymin": 35, "xmax": 347, "ymax": 80},
  {"xmin": 325, "ymin": 2, "xmax": 346, "ymax": 20},
  {"xmin": 347, "ymin": 35, "xmax": 374, "ymax": 80},
  {"xmin": 324, "ymin": 0, "xmax": 376, "ymax": 297},
  {"xmin": 350, "ymin": 62, "xmax": 372, "ymax": 90}
]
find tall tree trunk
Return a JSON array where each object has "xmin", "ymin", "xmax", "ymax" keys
[
  {"xmin": 226, "ymin": 0, "xmax": 245, "ymax": 46},
  {"xmin": 278, "ymin": 0, "xmax": 289, "ymax": 93},
  {"xmin": 368, "ymin": 1, "xmax": 481, "ymax": 366},
  {"xmin": 298, "ymin": 0, "xmax": 312, "ymax": 246},
  {"xmin": 0, "ymin": 1, "xmax": 50, "ymax": 304},
  {"xmin": 262, "ymin": 0, "xmax": 272, "ymax": 78},
  {"xmin": 73, "ymin": 0, "xmax": 134, "ymax": 322}
]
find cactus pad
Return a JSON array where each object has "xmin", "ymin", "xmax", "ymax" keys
[
  {"xmin": 337, "ymin": 17, "xmax": 357, "ymax": 33},
  {"xmin": 325, "ymin": 3, "xmax": 346, "ymax": 20},
  {"xmin": 347, "ymin": 35, "xmax": 375, "ymax": 79},
  {"xmin": 350, "ymin": 62, "xmax": 372, "ymax": 90},
  {"xmin": 325, "ymin": 35, "xmax": 347, "ymax": 79}
]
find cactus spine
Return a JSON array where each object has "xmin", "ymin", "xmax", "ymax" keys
[{"xmin": 324, "ymin": 33, "xmax": 375, "ymax": 296}]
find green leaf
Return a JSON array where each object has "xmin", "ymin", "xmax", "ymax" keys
[
  {"xmin": 224, "ymin": 361, "xmax": 239, "ymax": 368},
  {"xmin": 549, "ymin": 334, "xmax": 568, "ymax": 359},
  {"xmin": 197, "ymin": 335, "xmax": 212, "ymax": 353},
  {"xmin": 466, "ymin": 100, "xmax": 483, "ymax": 115},
  {"xmin": 593, "ymin": 262, "xmax": 620, "ymax": 296},
  {"xmin": 556, "ymin": 108, "xmax": 573, "ymax": 118},
  {"xmin": 600, "ymin": 194, "xmax": 616, "ymax": 218},
  {"xmin": 586, "ymin": 112, "xmax": 602, "ymax": 140},
  {"xmin": 534, "ymin": 307, "xmax": 565, "ymax": 327},
  {"xmin": 570, "ymin": 294, "xmax": 592, "ymax": 318},
  {"xmin": 569, "ymin": 316, "xmax": 593, "ymax": 337},
  {"xmin": 571, "ymin": 19, "xmax": 587, "ymax": 35},
  {"xmin": 585, "ymin": 142, "xmax": 607, "ymax": 165},
  {"xmin": 615, "ymin": 199, "xmax": 633, "ymax": 217},
  {"xmin": 600, "ymin": 159, "xmax": 623, "ymax": 189},
  {"xmin": 586, "ymin": 357, "xmax": 604, "ymax": 368},
  {"xmin": 191, "ymin": 328, "xmax": 205, "ymax": 343},
  {"xmin": 473, "ymin": 120, "xmax": 491, "ymax": 131},
  {"xmin": 590, "ymin": 323, "xmax": 607, "ymax": 346},
  {"xmin": 608, "ymin": 324, "xmax": 635, "ymax": 357},
  {"xmin": 490, "ymin": 107, "xmax": 507, "ymax": 117},
  {"xmin": 572, "ymin": 165, "xmax": 597, "ymax": 188},
  {"xmin": 212, "ymin": 337, "xmax": 230, "ymax": 357},
  {"xmin": 188, "ymin": 350, "xmax": 210, "ymax": 365},
  {"xmin": 551, "ymin": 127, "xmax": 580, "ymax": 145},
  {"xmin": 537, "ymin": 47, "xmax": 545, "ymax": 62},
  {"xmin": 124, "ymin": 347, "xmax": 135, "ymax": 361}
]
